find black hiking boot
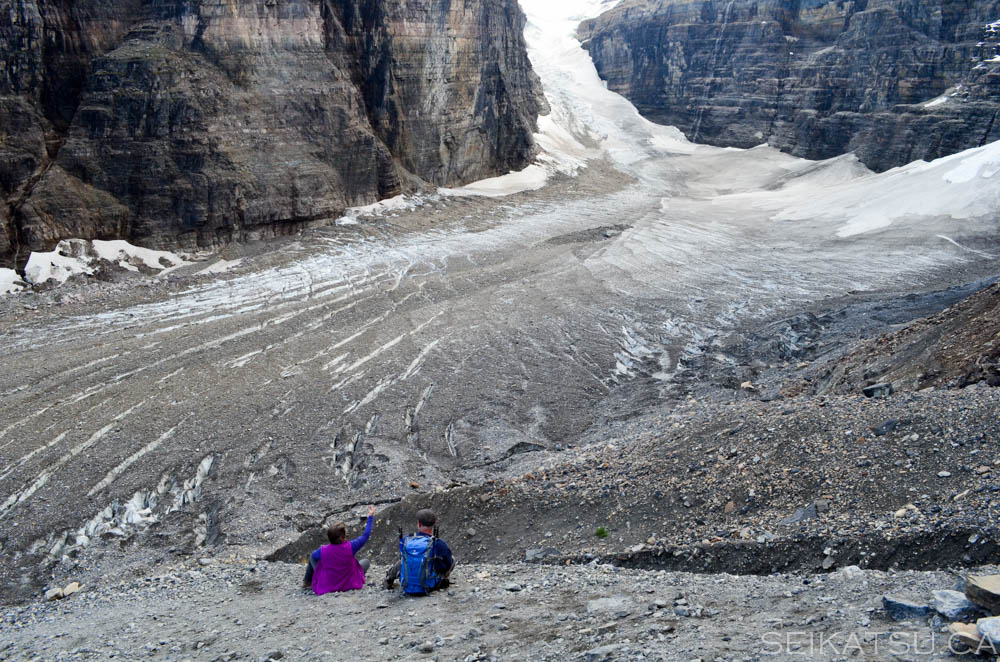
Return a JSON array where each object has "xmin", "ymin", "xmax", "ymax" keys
[{"xmin": 383, "ymin": 562, "xmax": 400, "ymax": 589}]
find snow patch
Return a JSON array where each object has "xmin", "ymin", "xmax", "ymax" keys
[
  {"xmin": 196, "ymin": 258, "xmax": 243, "ymax": 276},
  {"xmin": 91, "ymin": 240, "xmax": 187, "ymax": 273},
  {"xmin": 335, "ymin": 194, "xmax": 420, "ymax": 225},
  {"xmin": 25, "ymin": 241, "xmax": 96, "ymax": 285},
  {"xmin": 922, "ymin": 86, "xmax": 962, "ymax": 109},
  {"xmin": 439, "ymin": 164, "xmax": 549, "ymax": 198},
  {"xmin": 942, "ymin": 143, "xmax": 1000, "ymax": 183},
  {"xmin": 1, "ymin": 268, "xmax": 25, "ymax": 295},
  {"xmin": 24, "ymin": 239, "xmax": 188, "ymax": 286},
  {"xmin": 772, "ymin": 140, "xmax": 1000, "ymax": 237}
]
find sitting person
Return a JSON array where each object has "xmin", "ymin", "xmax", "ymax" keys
[
  {"xmin": 383, "ymin": 508, "xmax": 454, "ymax": 594},
  {"xmin": 303, "ymin": 505, "xmax": 374, "ymax": 595}
]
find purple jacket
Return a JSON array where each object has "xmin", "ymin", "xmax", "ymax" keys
[{"xmin": 311, "ymin": 516, "xmax": 372, "ymax": 595}]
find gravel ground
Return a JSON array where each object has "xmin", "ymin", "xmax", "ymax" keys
[{"xmin": 4, "ymin": 557, "xmax": 996, "ymax": 662}]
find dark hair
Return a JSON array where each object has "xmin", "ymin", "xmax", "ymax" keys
[
  {"xmin": 416, "ymin": 509, "xmax": 437, "ymax": 527},
  {"xmin": 327, "ymin": 522, "xmax": 347, "ymax": 545}
]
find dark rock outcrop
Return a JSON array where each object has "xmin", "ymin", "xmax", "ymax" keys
[
  {"xmin": 1, "ymin": 0, "xmax": 541, "ymax": 269},
  {"xmin": 822, "ymin": 282, "xmax": 1000, "ymax": 393},
  {"xmin": 581, "ymin": 0, "xmax": 1000, "ymax": 171}
]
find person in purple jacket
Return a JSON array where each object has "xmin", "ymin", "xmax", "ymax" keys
[{"xmin": 303, "ymin": 505, "xmax": 374, "ymax": 595}]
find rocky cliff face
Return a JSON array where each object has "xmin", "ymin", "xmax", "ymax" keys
[
  {"xmin": 0, "ymin": 0, "xmax": 541, "ymax": 269},
  {"xmin": 581, "ymin": 0, "xmax": 1000, "ymax": 170}
]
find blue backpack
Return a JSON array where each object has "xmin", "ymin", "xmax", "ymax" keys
[{"xmin": 399, "ymin": 534, "xmax": 441, "ymax": 595}]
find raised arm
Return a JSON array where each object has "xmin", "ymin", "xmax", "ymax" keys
[{"xmin": 350, "ymin": 507, "xmax": 375, "ymax": 554}]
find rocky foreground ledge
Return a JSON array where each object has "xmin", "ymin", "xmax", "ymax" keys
[{"xmin": 4, "ymin": 558, "xmax": 1000, "ymax": 662}]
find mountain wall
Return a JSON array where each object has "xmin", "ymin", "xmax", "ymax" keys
[
  {"xmin": 0, "ymin": 0, "xmax": 541, "ymax": 269},
  {"xmin": 581, "ymin": 0, "xmax": 1000, "ymax": 170}
]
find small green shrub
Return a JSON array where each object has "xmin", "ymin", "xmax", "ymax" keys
[{"xmin": 595, "ymin": 526, "xmax": 608, "ymax": 539}]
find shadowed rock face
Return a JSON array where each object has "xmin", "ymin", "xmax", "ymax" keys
[
  {"xmin": 822, "ymin": 282, "xmax": 1000, "ymax": 393},
  {"xmin": 581, "ymin": 0, "xmax": 1000, "ymax": 171},
  {"xmin": 0, "ymin": 0, "xmax": 541, "ymax": 269}
]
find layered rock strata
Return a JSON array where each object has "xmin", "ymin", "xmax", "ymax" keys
[
  {"xmin": 581, "ymin": 0, "xmax": 1000, "ymax": 170},
  {"xmin": 0, "ymin": 0, "xmax": 540, "ymax": 269}
]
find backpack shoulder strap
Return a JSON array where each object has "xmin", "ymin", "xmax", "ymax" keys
[{"xmin": 421, "ymin": 536, "xmax": 438, "ymax": 591}]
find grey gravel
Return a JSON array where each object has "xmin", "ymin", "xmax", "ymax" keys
[{"xmin": 3, "ymin": 560, "xmax": 996, "ymax": 661}]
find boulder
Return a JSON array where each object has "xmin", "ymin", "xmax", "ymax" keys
[
  {"xmin": 524, "ymin": 548, "xmax": 561, "ymax": 563},
  {"xmin": 503, "ymin": 442, "xmax": 547, "ymax": 459},
  {"xmin": 967, "ymin": 576, "xmax": 1000, "ymax": 614},
  {"xmin": 587, "ymin": 596, "xmax": 633, "ymax": 614},
  {"xmin": 779, "ymin": 503, "xmax": 818, "ymax": 526},
  {"xmin": 933, "ymin": 590, "xmax": 983, "ymax": 621},
  {"xmin": 978, "ymin": 616, "xmax": 1000, "ymax": 647},
  {"xmin": 583, "ymin": 644, "xmax": 628, "ymax": 662},
  {"xmin": 832, "ymin": 565, "xmax": 864, "ymax": 581},
  {"xmin": 873, "ymin": 420, "xmax": 898, "ymax": 436},
  {"xmin": 882, "ymin": 595, "xmax": 933, "ymax": 621},
  {"xmin": 948, "ymin": 622, "xmax": 985, "ymax": 651},
  {"xmin": 862, "ymin": 383, "xmax": 895, "ymax": 399}
]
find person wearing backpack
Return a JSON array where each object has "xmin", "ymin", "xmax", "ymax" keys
[
  {"xmin": 303, "ymin": 505, "xmax": 375, "ymax": 595},
  {"xmin": 383, "ymin": 509, "xmax": 454, "ymax": 594}
]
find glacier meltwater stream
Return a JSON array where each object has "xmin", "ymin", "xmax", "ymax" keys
[{"xmin": 1, "ymin": 0, "xmax": 999, "ymax": 599}]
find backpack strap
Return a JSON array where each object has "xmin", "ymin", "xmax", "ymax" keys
[
  {"xmin": 399, "ymin": 534, "xmax": 410, "ymax": 590},
  {"xmin": 420, "ymin": 536, "xmax": 436, "ymax": 592}
]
